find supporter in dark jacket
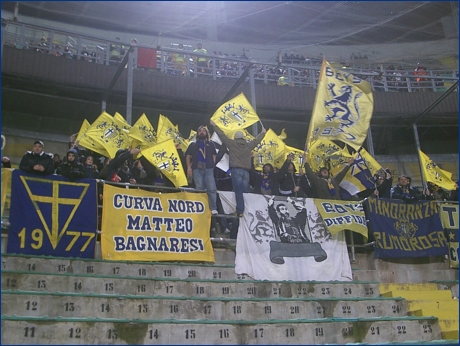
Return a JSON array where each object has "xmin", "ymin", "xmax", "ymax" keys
[
  {"xmin": 250, "ymin": 160, "xmax": 279, "ymax": 196},
  {"xmin": 390, "ymin": 175, "xmax": 420, "ymax": 203},
  {"xmin": 56, "ymin": 149, "xmax": 86, "ymax": 181},
  {"xmin": 304, "ymin": 155, "xmax": 355, "ymax": 200},
  {"xmin": 19, "ymin": 140, "xmax": 55, "ymax": 176},
  {"xmin": 357, "ymin": 168, "xmax": 393, "ymax": 199},
  {"xmin": 83, "ymin": 155, "xmax": 100, "ymax": 179},
  {"xmin": 105, "ymin": 148, "xmax": 140, "ymax": 184},
  {"xmin": 277, "ymin": 154, "xmax": 313, "ymax": 198},
  {"xmin": 449, "ymin": 181, "xmax": 459, "ymax": 201}
]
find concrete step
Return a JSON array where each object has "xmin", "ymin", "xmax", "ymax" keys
[
  {"xmin": 353, "ymin": 269, "xmax": 459, "ymax": 283},
  {"xmin": 1, "ymin": 291, "xmax": 409, "ymax": 320},
  {"xmin": 1, "ymin": 270, "xmax": 381, "ymax": 299},
  {"xmin": 1, "ymin": 253, "xmax": 246, "ymax": 281},
  {"xmin": 410, "ymin": 309, "xmax": 459, "ymax": 320},
  {"xmin": 380, "ymin": 283, "xmax": 440, "ymax": 293},
  {"xmin": 381, "ymin": 290, "xmax": 454, "ymax": 301},
  {"xmin": 407, "ymin": 300, "xmax": 459, "ymax": 311},
  {"xmin": 441, "ymin": 330, "xmax": 459, "ymax": 340},
  {"xmin": 0, "ymin": 316, "xmax": 442, "ymax": 344},
  {"xmin": 438, "ymin": 319, "xmax": 459, "ymax": 332}
]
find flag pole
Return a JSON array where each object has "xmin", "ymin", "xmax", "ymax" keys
[{"xmin": 413, "ymin": 123, "xmax": 427, "ymax": 191}]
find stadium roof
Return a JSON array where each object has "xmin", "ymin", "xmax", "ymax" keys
[{"xmin": 3, "ymin": 1, "xmax": 458, "ymax": 48}]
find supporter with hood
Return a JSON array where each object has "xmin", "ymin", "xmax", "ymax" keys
[{"xmin": 56, "ymin": 148, "xmax": 86, "ymax": 181}]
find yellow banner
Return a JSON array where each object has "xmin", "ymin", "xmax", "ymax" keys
[
  {"xmin": 313, "ymin": 199, "xmax": 368, "ymax": 241},
  {"xmin": 1, "ymin": 168, "xmax": 12, "ymax": 217},
  {"xmin": 307, "ymin": 60, "xmax": 373, "ymax": 150},
  {"xmin": 101, "ymin": 184, "xmax": 215, "ymax": 262},
  {"xmin": 419, "ymin": 150, "xmax": 456, "ymax": 191},
  {"xmin": 439, "ymin": 203, "xmax": 459, "ymax": 269},
  {"xmin": 210, "ymin": 92, "xmax": 260, "ymax": 135}
]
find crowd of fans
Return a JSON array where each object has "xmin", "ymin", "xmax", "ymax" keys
[
  {"xmin": 3, "ymin": 129, "xmax": 457, "ymax": 239},
  {"xmin": 4, "ymin": 33, "xmax": 451, "ymax": 91}
]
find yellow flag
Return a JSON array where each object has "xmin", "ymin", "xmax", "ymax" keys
[
  {"xmin": 419, "ymin": 150, "xmax": 456, "ymax": 190},
  {"xmin": 129, "ymin": 114, "xmax": 157, "ymax": 144},
  {"xmin": 306, "ymin": 59, "xmax": 373, "ymax": 151},
  {"xmin": 210, "ymin": 92, "xmax": 260, "ymax": 134},
  {"xmin": 142, "ymin": 139, "xmax": 188, "ymax": 188},
  {"xmin": 188, "ymin": 130, "xmax": 197, "ymax": 142},
  {"xmin": 252, "ymin": 129, "xmax": 284, "ymax": 171},
  {"xmin": 78, "ymin": 111, "xmax": 131, "ymax": 158},
  {"xmin": 359, "ymin": 148, "xmax": 384, "ymax": 177},
  {"xmin": 156, "ymin": 114, "xmax": 189, "ymax": 152},
  {"xmin": 307, "ymin": 139, "xmax": 352, "ymax": 176},
  {"xmin": 278, "ymin": 128, "xmax": 287, "ymax": 141},
  {"xmin": 281, "ymin": 146, "xmax": 305, "ymax": 173},
  {"xmin": 75, "ymin": 119, "xmax": 91, "ymax": 143}
]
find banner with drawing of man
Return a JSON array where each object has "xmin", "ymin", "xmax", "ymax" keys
[{"xmin": 218, "ymin": 192, "xmax": 352, "ymax": 281}]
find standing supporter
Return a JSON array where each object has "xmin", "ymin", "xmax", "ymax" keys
[
  {"xmin": 357, "ymin": 168, "xmax": 393, "ymax": 199},
  {"xmin": 52, "ymin": 153, "xmax": 62, "ymax": 173},
  {"xmin": 83, "ymin": 155, "xmax": 100, "ymax": 179},
  {"xmin": 424, "ymin": 182, "xmax": 449, "ymax": 201},
  {"xmin": 105, "ymin": 148, "xmax": 140, "ymax": 184},
  {"xmin": 131, "ymin": 156, "xmax": 158, "ymax": 186},
  {"xmin": 172, "ymin": 43, "xmax": 186, "ymax": 75},
  {"xmin": 19, "ymin": 140, "xmax": 55, "ymax": 176},
  {"xmin": 2, "ymin": 156, "xmax": 11, "ymax": 168},
  {"xmin": 185, "ymin": 125, "xmax": 218, "ymax": 215},
  {"xmin": 303, "ymin": 155, "xmax": 355, "ymax": 200},
  {"xmin": 390, "ymin": 175, "xmax": 419, "ymax": 203},
  {"xmin": 56, "ymin": 149, "xmax": 86, "ymax": 181},
  {"xmin": 277, "ymin": 154, "xmax": 313, "ymax": 198},
  {"xmin": 250, "ymin": 159, "xmax": 279, "ymax": 196},
  {"xmin": 193, "ymin": 43, "xmax": 208, "ymax": 76},
  {"xmin": 449, "ymin": 181, "xmax": 458, "ymax": 201},
  {"xmin": 210, "ymin": 120, "xmax": 266, "ymax": 217}
]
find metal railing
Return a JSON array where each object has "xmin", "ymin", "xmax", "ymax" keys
[{"xmin": 2, "ymin": 19, "xmax": 458, "ymax": 93}]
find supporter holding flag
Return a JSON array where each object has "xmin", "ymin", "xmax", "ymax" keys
[{"xmin": 210, "ymin": 119, "xmax": 266, "ymax": 217}]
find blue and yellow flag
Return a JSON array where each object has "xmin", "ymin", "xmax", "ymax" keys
[
  {"xmin": 419, "ymin": 150, "xmax": 456, "ymax": 191},
  {"xmin": 306, "ymin": 59, "xmax": 373, "ymax": 151},
  {"xmin": 340, "ymin": 151, "xmax": 379, "ymax": 198},
  {"xmin": 211, "ymin": 92, "xmax": 260, "ymax": 135},
  {"xmin": 156, "ymin": 114, "xmax": 189, "ymax": 152},
  {"xmin": 252, "ymin": 129, "xmax": 284, "ymax": 171},
  {"xmin": 101, "ymin": 184, "xmax": 214, "ymax": 262},
  {"xmin": 7, "ymin": 170, "xmax": 97, "ymax": 258},
  {"xmin": 142, "ymin": 139, "xmax": 188, "ymax": 188}
]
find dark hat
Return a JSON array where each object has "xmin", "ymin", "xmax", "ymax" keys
[
  {"xmin": 67, "ymin": 148, "xmax": 78, "ymax": 156},
  {"xmin": 34, "ymin": 140, "xmax": 44, "ymax": 147},
  {"xmin": 116, "ymin": 149, "xmax": 128, "ymax": 157}
]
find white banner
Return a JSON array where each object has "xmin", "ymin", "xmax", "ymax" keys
[{"xmin": 218, "ymin": 192, "xmax": 352, "ymax": 281}]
